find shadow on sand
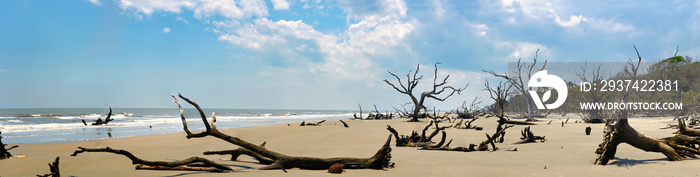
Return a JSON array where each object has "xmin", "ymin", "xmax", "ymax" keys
[{"xmin": 609, "ymin": 157, "xmax": 666, "ymax": 167}]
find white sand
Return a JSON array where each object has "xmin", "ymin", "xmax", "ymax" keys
[{"xmin": 1, "ymin": 115, "xmax": 699, "ymax": 177}]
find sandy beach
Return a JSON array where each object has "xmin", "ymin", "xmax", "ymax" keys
[{"xmin": 2, "ymin": 115, "xmax": 699, "ymax": 177}]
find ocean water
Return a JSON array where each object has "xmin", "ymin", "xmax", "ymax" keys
[{"xmin": 0, "ymin": 108, "xmax": 353, "ymax": 144}]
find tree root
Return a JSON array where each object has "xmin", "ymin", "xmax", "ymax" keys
[
  {"xmin": 36, "ymin": 157, "xmax": 60, "ymax": 177},
  {"xmin": 595, "ymin": 113, "xmax": 700, "ymax": 165},
  {"xmin": 386, "ymin": 120, "xmax": 445, "ymax": 147},
  {"xmin": 513, "ymin": 126, "xmax": 546, "ymax": 144},
  {"xmin": 677, "ymin": 118, "xmax": 700, "ymax": 136}
]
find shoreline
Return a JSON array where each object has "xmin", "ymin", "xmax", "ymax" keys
[
  {"xmin": 3, "ymin": 116, "xmax": 700, "ymax": 176},
  {"xmin": 0, "ymin": 109, "xmax": 355, "ymax": 144}
]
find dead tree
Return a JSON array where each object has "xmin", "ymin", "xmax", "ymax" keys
[
  {"xmin": 392, "ymin": 103, "xmax": 412, "ymax": 118},
  {"xmin": 513, "ymin": 126, "xmax": 546, "ymax": 144},
  {"xmin": 577, "ymin": 64, "xmax": 608, "ymax": 123},
  {"xmin": 458, "ymin": 97, "xmax": 482, "ymax": 119},
  {"xmin": 1, "ymin": 131, "xmax": 18, "ymax": 159},
  {"xmin": 455, "ymin": 117, "xmax": 482, "ymax": 130},
  {"xmin": 171, "ymin": 93, "xmax": 393, "ymax": 170},
  {"xmin": 483, "ymin": 49, "xmax": 545, "ymax": 121},
  {"xmin": 72, "ymin": 147, "xmax": 232, "ymax": 172},
  {"xmin": 384, "ymin": 63, "xmax": 467, "ymax": 122},
  {"xmin": 36, "ymin": 157, "xmax": 60, "ymax": 177},
  {"xmin": 354, "ymin": 103, "xmax": 364, "ymax": 120},
  {"xmin": 85, "ymin": 107, "xmax": 114, "ymax": 126},
  {"xmin": 484, "ymin": 79, "xmax": 534, "ymax": 125},
  {"xmin": 595, "ymin": 46, "xmax": 700, "ymax": 165}
]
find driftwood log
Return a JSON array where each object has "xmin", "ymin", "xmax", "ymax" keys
[
  {"xmin": 203, "ymin": 142, "xmax": 275, "ymax": 165},
  {"xmin": 477, "ymin": 124, "xmax": 513, "ymax": 151},
  {"xmin": 84, "ymin": 107, "xmax": 114, "ymax": 126},
  {"xmin": 36, "ymin": 157, "xmax": 60, "ymax": 177},
  {"xmin": 421, "ymin": 124, "xmax": 512, "ymax": 152},
  {"xmin": 386, "ymin": 120, "xmax": 446, "ymax": 147},
  {"xmin": 172, "ymin": 93, "xmax": 393, "ymax": 170},
  {"xmin": 71, "ymin": 147, "xmax": 232, "ymax": 172},
  {"xmin": 0, "ymin": 131, "xmax": 18, "ymax": 159},
  {"xmin": 339, "ymin": 120, "xmax": 349, "ymax": 128},
  {"xmin": 301, "ymin": 120, "xmax": 326, "ymax": 126}
]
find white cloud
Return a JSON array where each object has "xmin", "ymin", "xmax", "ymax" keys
[
  {"xmin": 214, "ymin": 0, "xmax": 414, "ymax": 82},
  {"xmin": 497, "ymin": 0, "xmax": 637, "ymax": 34},
  {"xmin": 345, "ymin": 15, "xmax": 414, "ymax": 55},
  {"xmin": 271, "ymin": 0, "xmax": 290, "ymax": 10},
  {"xmin": 494, "ymin": 41, "xmax": 549, "ymax": 62},
  {"xmin": 108, "ymin": 0, "xmax": 425, "ymax": 107},
  {"xmin": 585, "ymin": 18, "xmax": 636, "ymax": 34},
  {"xmin": 472, "ymin": 24, "xmax": 489, "ymax": 37},
  {"xmin": 175, "ymin": 17, "xmax": 189, "ymax": 24},
  {"xmin": 508, "ymin": 42, "xmax": 547, "ymax": 61},
  {"xmin": 0, "ymin": 69, "xmax": 8, "ymax": 72},
  {"xmin": 88, "ymin": 0, "xmax": 101, "ymax": 6},
  {"xmin": 163, "ymin": 27, "xmax": 171, "ymax": 33},
  {"xmin": 118, "ymin": 0, "xmax": 268, "ymax": 20},
  {"xmin": 554, "ymin": 14, "xmax": 586, "ymax": 27}
]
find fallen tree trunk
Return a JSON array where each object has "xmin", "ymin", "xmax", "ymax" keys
[
  {"xmin": 498, "ymin": 117, "xmax": 535, "ymax": 125},
  {"xmin": 594, "ymin": 112, "xmax": 700, "ymax": 165},
  {"xmin": 419, "ymin": 139, "xmax": 477, "ymax": 152},
  {"xmin": 172, "ymin": 93, "xmax": 393, "ymax": 170},
  {"xmin": 203, "ymin": 142, "xmax": 275, "ymax": 165},
  {"xmin": 71, "ymin": 147, "xmax": 233, "ymax": 172}
]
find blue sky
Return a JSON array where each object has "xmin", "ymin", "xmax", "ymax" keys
[{"xmin": 1, "ymin": 0, "xmax": 699, "ymax": 110}]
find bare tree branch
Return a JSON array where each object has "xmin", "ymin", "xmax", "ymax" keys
[{"xmin": 385, "ymin": 63, "xmax": 467, "ymax": 122}]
